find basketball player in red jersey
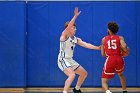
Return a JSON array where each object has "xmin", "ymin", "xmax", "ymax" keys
[{"xmin": 101, "ymin": 22, "xmax": 130, "ymax": 93}]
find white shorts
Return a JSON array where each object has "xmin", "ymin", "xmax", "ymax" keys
[{"xmin": 58, "ymin": 57, "xmax": 80, "ymax": 71}]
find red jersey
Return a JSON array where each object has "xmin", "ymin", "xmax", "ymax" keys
[{"xmin": 103, "ymin": 35, "xmax": 121, "ymax": 56}]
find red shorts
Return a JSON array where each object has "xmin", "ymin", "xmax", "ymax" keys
[{"xmin": 102, "ymin": 56, "xmax": 124, "ymax": 79}]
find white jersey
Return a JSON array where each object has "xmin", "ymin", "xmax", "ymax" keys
[{"xmin": 58, "ymin": 36, "xmax": 78, "ymax": 58}]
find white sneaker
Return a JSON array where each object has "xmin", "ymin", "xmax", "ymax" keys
[{"xmin": 106, "ymin": 90, "xmax": 112, "ymax": 93}]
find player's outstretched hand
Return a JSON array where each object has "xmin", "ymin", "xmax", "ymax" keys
[{"xmin": 74, "ymin": 7, "xmax": 81, "ymax": 17}]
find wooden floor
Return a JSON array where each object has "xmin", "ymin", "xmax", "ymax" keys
[{"xmin": 0, "ymin": 88, "xmax": 140, "ymax": 92}]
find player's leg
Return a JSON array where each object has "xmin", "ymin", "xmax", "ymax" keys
[
  {"xmin": 58, "ymin": 58, "xmax": 76, "ymax": 93},
  {"xmin": 102, "ymin": 56, "xmax": 115, "ymax": 93},
  {"xmin": 116, "ymin": 56, "xmax": 127, "ymax": 93},
  {"xmin": 102, "ymin": 78, "xmax": 112, "ymax": 93},
  {"xmin": 69, "ymin": 59, "xmax": 87, "ymax": 93},
  {"xmin": 74, "ymin": 65, "xmax": 88, "ymax": 92},
  {"xmin": 73, "ymin": 66, "xmax": 88, "ymax": 93},
  {"xmin": 118, "ymin": 72, "xmax": 127, "ymax": 93},
  {"xmin": 63, "ymin": 67, "xmax": 76, "ymax": 93}
]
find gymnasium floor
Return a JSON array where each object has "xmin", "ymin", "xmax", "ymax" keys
[{"xmin": 0, "ymin": 88, "xmax": 140, "ymax": 93}]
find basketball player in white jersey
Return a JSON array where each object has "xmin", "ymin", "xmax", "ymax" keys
[{"xmin": 58, "ymin": 7, "xmax": 100, "ymax": 93}]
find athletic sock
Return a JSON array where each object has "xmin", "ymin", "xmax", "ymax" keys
[
  {"xmin": 63, "ymin": 91, "xmax": 67, "ymax": 93},
  {"xmin": 75, "ymin": 85, "xmax": 80, "ymax": 90},
  {"xmin": 106, "ymin": 90, "xmax": 112, "ymax": 93}
]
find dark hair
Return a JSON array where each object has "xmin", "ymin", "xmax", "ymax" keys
[
  {"xmin": 108, "ymin": 22, "xmax": 119, "ymax": 34},
  {"xmin": 64, "ymin": 21, "xmax": 76, "ymax": 28}
]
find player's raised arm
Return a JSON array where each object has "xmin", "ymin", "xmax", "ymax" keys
[
  {"xmin": 77, "ymin": 38, "xmax": 100, "ymax": 50},
  {"xmin": 61, "ymin": 7, "xmax": 81, "ymax": 36}
]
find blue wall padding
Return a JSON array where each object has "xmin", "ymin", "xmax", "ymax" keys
[
  {"xmin": 0, "ymin": 1, "xmax": 26, "ymax": 87},
  {"xmin": 136, "ymin": 2, "xmax": 140, "ymax": 86},
  {"xmin": 27, "ymin": 2, "xmax": 51, "ymax": 86}
]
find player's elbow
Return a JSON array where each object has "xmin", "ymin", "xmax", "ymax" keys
[
  {"xmin": 101, "ymin": 52, "xmax": 106, "ymax": 57},
  {"xmin": 102, "ymin": 54, "xmax": 106, "ymax": 57},
  {"xmin": 126, "ymin": 47, "xmax": 130, "ymax": 55}
]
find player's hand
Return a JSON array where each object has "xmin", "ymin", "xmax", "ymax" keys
[{"xmin": 74, "ymin": 7, "xmax": 81, "ymax": 17}]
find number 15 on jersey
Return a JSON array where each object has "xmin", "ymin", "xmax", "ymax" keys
[{"xmin": 107, "ymin": 40, "xmax": 117, "ymax": 49}]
